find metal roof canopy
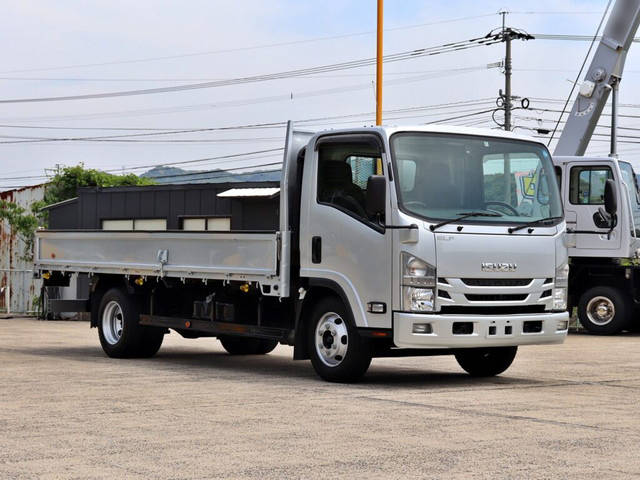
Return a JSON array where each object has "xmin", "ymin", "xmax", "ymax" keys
[{"xmin": 217, "ymin": 187, "xmax": 280, "ymax": 198}]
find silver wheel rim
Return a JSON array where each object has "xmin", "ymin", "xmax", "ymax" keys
[
  {"xmin": 102, "ymin": 300, "xmax": 124, "ymax": 345},
  {"xmin": 315, "ymin": 312, "xmax": 349, "ymax": 367},
  {"xmin": 586, "ymin": 296, "xmax": 615, "ymax": 326}
]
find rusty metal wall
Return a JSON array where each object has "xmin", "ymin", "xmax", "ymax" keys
[{"xmin": 1, "ymin": 184, "xmax": 45, "ymax": 314}]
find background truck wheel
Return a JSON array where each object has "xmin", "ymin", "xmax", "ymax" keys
[
  {"xmin": 455, "ymin": 346, "xmax": 517, "ymax": 377},
  {"xmin": 577, "ymin": 286, "xmax": 630, "ymax": 335},
  {"xmin": 219, "ymin": 336, "xmax": 278, "ymax": 355},
  {"xmin": 307, "ymin": 297, "xmax": 371, "ymax": 383},
  {"xmin": 97, "ymin": 288, "xmax": 164, "ymax": 358}
]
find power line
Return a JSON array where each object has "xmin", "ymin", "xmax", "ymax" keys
[
  {"xmin": 0, "ymin": 106, "xmax": 497, "ymax": 181},
  {"xmin": 0, "ymin": 67, "xmax": 501, "ymax": 84},
  {"xmin": 530, "ymin": 106, "xmax": 640, "ymax": 120},
  {"xmin": 0, "ymin": 13, "xmax": 497, "ymax": 75},
  {"xmin": 547, "ymin": 0, "xmax": 613, "ymax": 146},
  {"xmin": 0, "ymin": 149, "xmax": 285, "ymax": 180},
  {"xmin": 0, "ymin": 71, "xmax": 462, "ymax": 82},
  {"xmin": 533, "ymin": 33, "xmax": 640, "ymax": 42},
  {"xmin": 511, "ymin": 11, "xmax": 601, "ymax": 15},
  {"xmin": 0, "ymin": 37, "xmax": 501, "ymax": 104},
  {"xmin": 0, "ymin": 106, "xmax": 497, "ymax": 145},
  {"xmin": 515, "ymin": 113, "xmax": 640, "ymax": 132},
  {"xmin": 0, "ymin": 97, "xmax": 495, "ymax": 138},
  {"xmin": 0, "ymin": 68, "xmax": 491, "ymax": 124},
  {"xmin": 135, "ymin": 161, "xmax": 284, "ymax": 182}
]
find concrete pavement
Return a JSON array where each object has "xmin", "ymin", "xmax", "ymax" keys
[{"xmin": 1, "ymin": 317, "xmax": 639, "ymax": 479}]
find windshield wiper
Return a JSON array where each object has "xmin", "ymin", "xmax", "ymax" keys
[
  {"xmin": 429, "ymin": 211, "xmax": 502, "ymax": 232},
  {"xmin": 507, "ymin": 216, "xmax": 562, "ymax": 234}
]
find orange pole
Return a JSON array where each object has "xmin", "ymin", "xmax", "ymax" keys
[{"xmin": 376, "ymin": 0, "xmax": 383, "ymax": 126}]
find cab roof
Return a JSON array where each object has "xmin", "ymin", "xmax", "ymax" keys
[{"xmin": 312, "ymin": 123, "xmax": 547, "ymax": 147}]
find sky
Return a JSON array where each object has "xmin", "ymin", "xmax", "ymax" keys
[{"xmin": 1, "ymin": 0, "xmax": 638, "ymax": 190}]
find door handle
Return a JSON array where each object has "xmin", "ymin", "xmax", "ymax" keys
[{"xmin": 312, "ymin": 236, "xmax": 322, "ymax": 263}]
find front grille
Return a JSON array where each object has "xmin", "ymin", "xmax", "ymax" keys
[
  {"xmin": 438, "ymin": 290, "xmax": 451, "ymax": 299},
  {"xmin": 540, "ymin": 289, "xmax": 552, "ymax": 299},
  {"xmin": 465, "ymin": 293, "xmax": 527, "ymax": 302},
  {"xmin": 440, "ymin": 305, "xmax": 546, "ymax": 315},
  {"xmin": 461, "ymin": 278, "xmax": 532, "ymax": 287}
]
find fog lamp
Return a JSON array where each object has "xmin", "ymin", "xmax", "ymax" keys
[{"xmin": 412, "ymin": 323, "xmax": 433, "ymax": 334}]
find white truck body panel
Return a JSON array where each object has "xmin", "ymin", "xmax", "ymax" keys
[{"xmin": 35, "ymin": 230, "xmax": 280, "ymax": 287}]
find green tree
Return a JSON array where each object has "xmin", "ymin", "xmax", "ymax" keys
[
  {"xmin": 5, "ymin": 164, "xmax": 154, "ymax": 260},
  {"xmin": 33, "ymin": 164, "xmax": 154, "ymax": 216},
  {"xmin": 0, "ymin": 200, "xmax": 39, "ymax": 261}
]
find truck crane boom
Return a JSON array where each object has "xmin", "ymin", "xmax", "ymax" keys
[{"xmin": 553, "ymin": 0, "xmax": 640, "ymax": 156}]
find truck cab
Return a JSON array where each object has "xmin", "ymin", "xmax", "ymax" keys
[
  {"xmin": 553, "ymin": 155, "xmax": 640, "ymax": 333},
  {"xmin": 295, "ymin": 125, "xmax": 568, "ymax": 371}
]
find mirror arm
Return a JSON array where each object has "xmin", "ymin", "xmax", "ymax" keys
[
  {"xmin": 382, "ymin": 223, "xmax": 419, "ymax": 230},
  {"xmin": 374, "ymin": 213, "xmax": 418, "ymax": 230}
]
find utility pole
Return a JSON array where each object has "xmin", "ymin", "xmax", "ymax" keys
[
  {"xmin": 502, "ymin": 11, "xmax": 512, "ymax": 131},
  {"xmin": 492, "ymin": 11, "xmax": 533, "ymax": 131},
  {"xmin": 376, "ymin": 0, "xmax": 383, "ymax": 126}
]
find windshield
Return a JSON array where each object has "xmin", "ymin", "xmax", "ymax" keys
[
  {"xmin": 390, "ymin": 132, "xmax": 563, "ymax": 225},
  {"xmin": 619, "ymin": 161, "xmax": 640, "ymax": 237},
  {"xmin": 619, "ymin": 161, "xmax": 640, "ymax": 204}
]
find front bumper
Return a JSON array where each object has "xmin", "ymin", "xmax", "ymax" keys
[{"xmin": 393, "ymin": 311, "xmax": 569, "ymax": 349}]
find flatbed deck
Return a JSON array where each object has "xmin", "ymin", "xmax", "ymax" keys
[{"xmin": 35, "ymin": 230, "xmax": 282, "ymax": 290}]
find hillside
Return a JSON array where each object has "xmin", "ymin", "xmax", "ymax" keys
[{"xmin": 141, "ymin": 165, "xmax": 281, "ymax": 184}]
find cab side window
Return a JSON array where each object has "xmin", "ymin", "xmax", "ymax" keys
[
  {"xmin": 317, "ymin": 140, "xmax": 382, "ymax": 224},
  {"xmin": 569, "ymin": 166, "xmax": 613, "ymax": 205}
]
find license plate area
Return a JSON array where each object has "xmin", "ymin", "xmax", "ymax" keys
[{"xmin": 486, "ymin": 319, "xmax": 514, "ymax": 338}]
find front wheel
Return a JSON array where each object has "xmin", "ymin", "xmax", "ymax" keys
[
  {"xmin": 455, "ymin": 346, "xmax": 517, "ymax": 377},
  {"xmin": 577, "ymin": 286, "xmax": 630, "ymax": 335},
  {"xmin": 307, "ymin": 297, "xmax": 371, "ymax": 383}
]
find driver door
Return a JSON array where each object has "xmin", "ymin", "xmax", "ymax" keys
[
  {"xmin": 564, "ymin": 162, "xmax": 621, "ymax": 250},
  {"xmin": 299, "ymin": 134, "xmax": 393, "ymax": 329}
]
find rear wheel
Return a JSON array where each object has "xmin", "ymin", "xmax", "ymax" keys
[
  {"xmin": 97, "ymin": 288, "xmax": 164, "ymax": 358},
  {"xmin": 455, "ymin": 346, "xmax": 517, "ymax": 377},
  {"xmin": 577, "ymin": 286, "xmax": 630, "ymax": 335},
  {"xmin": 307, "ymin": 297, "xmax": 371, "ymax": 383},
  {"xmin": 219, "ymin": 336, "xmax": 278, "ymax": 355}
]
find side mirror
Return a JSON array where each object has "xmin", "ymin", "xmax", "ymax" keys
[
  {"xmin": 603, "ymin": 179, "xmax": 617, "ymax": 216},
  {"xmin": 366, "ymin": 175, "xmax": 386, "ymax": 218},
  {"xmin": 594, "ymin": 179, "xmax": 618, "ymax": 234}
]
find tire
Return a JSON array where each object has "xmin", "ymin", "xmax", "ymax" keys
[
  {"xmin": 219, "ymin": 336, "xmax": 278, "ymax": 355},
  {"xmin": 577, "ymin": 286, "xmax": 631, "ymax": 335},
  {"xmin": 97, "ymin": 288, "xmax": 164, "ymax": 358},
  {"xmin": 455, "ymin": 346, "xmax": 517, "ymax": 377},
  {"xmin": 307, "ymin": 297, "xmax": 371, "ymax": 383}
]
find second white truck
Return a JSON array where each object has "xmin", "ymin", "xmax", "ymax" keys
[{"xmin": 35, "ymin": 123, "xmax": 569, "ymax": 382}]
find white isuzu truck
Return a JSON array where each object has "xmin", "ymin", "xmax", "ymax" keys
[
  {"xmin": 35, "ymin": 123, "xmax": 569, "ymax": 382},
  {"xmin": 552, "ymin": 0, "xmax": 640, "ymax": 334}
]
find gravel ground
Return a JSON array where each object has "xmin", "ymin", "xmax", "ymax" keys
[{"xmin": 1, "ymin": 317, "xmax": 639, "ymax": 479}]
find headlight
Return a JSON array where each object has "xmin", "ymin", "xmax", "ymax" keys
[
  {"xmin": 401, "ymin": 253, "xmax": 436, "ymax": 312},
  {"xmin": 553, "ymin": 263, "xmax": 569, "ymax": 310},
  {"xmin": 402, "ymin": 253, "xmax": 436, "ymax": 287},
  {"xmin": 403, "ymin": 287, "xmax": 434, "ymax": 312}
]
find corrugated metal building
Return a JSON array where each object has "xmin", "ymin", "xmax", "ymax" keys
[
  {"xmin": 45, "ymin": 182, "xmax": 280, "ymax": 231},
  {"xmin": 0, "ymin": 184, "xmax": 45, "ymax": 314}
]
